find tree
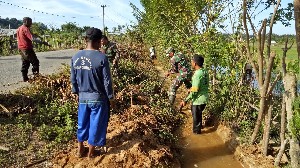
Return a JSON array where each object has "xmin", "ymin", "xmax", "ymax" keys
[
  {"xmin": 295, "ymin": 0, "xmax": 300, "ymax": 68},
  {"xmin": 241, "ymin": 0, "xmax": 282, "ymax": 155}
]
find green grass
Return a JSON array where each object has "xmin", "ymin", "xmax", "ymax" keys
[{"xmin": 271, "ymin": 44, "xmax": 297, "ymax": 62}]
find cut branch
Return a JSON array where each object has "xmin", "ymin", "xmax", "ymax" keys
[
  {"xmin": 246, "ymin": 11, "xmax": 257, "ymax": 36},
  {"xmin": 242, "ymin": 0, "xmax": 259, "ymax": 82},
  {"xmin": 244, "ymin": 100, "xmax": 259, "ymax": 111},
  {"xmin": 267, "ymin": 0, "xmax": 281, "ymax": 59},
  {"xmin": 274, "ymin": 139, "xmax": 289, "ymax": 167},
  {"xmin": 267, "ymin": 73, "xmax": 281, "ymax": 96}
]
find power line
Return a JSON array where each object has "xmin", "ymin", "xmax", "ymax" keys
[{"xmin": 0, "ymin": 0, "xmax": 101, "ymax": 20}]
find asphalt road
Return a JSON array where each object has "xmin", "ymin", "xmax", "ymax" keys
[{"xmin": 0, "ymin": 49, "xmax": 77, "ymax": 93}]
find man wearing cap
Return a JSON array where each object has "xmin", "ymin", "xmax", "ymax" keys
[
  {"xmin": 100, "ymin": 35, "xmax": 120, "ymax": 76},
  {"xmin": 180, "ymin": 54, "xmax": 209, "ymax": 134},
  {"xmin": 165, "ymin": 47, "xmax": 192, "ymax": 104},
  {"xmin": 17, "ymin": 17, "xmax": 39, "ymax": 82},
  {"xmin": 71, "ymin": 28, "xmax": 114, "ymax": 158}
]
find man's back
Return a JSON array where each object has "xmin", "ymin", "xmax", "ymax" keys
[
  {"xmin": 17, "ymin": 25, "xmax": 33, "ymax": 50},
  {"xmin": 71, "ymin": 50, "xmax": 113, "ymax": 99},
  {"xmin": 170, "ymin": 52, "xmax": 191, "ymax": 74}
]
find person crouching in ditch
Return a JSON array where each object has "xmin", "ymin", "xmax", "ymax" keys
[
  {"xmin": 71, "ymin": 28, "xmax": 114, "ymax": 158},
  {"xmin": 180, "ymin": 54, "xmax": 209, "ymax": 134}
]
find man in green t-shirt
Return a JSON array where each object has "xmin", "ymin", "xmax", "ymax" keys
[{"xmin": 180, "ymin": 54, "xmax": 209, "ymax": 134}]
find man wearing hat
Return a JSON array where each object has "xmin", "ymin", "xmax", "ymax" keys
[
  {"xmin": 165, "ymin": 47, "xmax": 192, "ymax": 104},
  {"xmin": 71, "ymin": 28, "xmax": 114, "ymax": 158},
  {"xmin": 180, "ymin": 54, "xmax": 209, "ymax": 134}
]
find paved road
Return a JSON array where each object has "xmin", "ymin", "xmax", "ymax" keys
[{"xmin": 0, "ymin": 49, "xmax": 77, "ymax": 93}]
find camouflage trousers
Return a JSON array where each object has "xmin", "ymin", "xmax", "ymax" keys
[{"xmin": 168, "ymin": 75, "xmax": 192, "ymax": 104}]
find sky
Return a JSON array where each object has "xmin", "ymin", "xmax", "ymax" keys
[
  {"xmin": 0, "ymin": 0, "xmax": 144, "ymax": 31},
  {"xmin": 0, "ymin": 0, "xmax": 296, "ymax": 35}
]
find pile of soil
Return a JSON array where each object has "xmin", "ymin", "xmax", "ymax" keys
[{"xmin": 52, "ymin": 107, "xmax": 180, "ymax": 168}]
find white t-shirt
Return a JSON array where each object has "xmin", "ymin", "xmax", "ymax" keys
[{"xmin": 149, "ymin": 47, "xmax": 155, "ymax": 56}]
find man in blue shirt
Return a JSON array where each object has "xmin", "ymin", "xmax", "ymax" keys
[{"xmin": 71, "ymin": 28, "xmax": 114, "ymax": 158}]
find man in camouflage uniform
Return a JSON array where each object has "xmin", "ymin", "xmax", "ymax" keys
[
  {"xmin": 165, "ymin": 47, "xmax": 192, "ymax": 105},
  {"xmin": 100, "ymin": 35, "xmax": 120, "ymax": 76}
]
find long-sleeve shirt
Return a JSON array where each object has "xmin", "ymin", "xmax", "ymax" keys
[
  {"xmin": 17, "ymin": 25, "xmax": 33, "ymax": 49},
  {"xmin": 185, "ymin": 68, "xmax": 209, "ymax": 105},
  {"xmin": 169, "ymin": 52, "xmax": 192, "ymax": 80},
  {"xmin": 71, "ymin": 50, "xmax": 114, "ymax": 100}
]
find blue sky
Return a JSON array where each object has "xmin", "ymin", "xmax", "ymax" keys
[
  {"xmin": 0, "ymin": 0, "xmax": 295, "ymax": 35},
  {"xmin": 0, "ymin": 0, "xmax": 144, "ymax": 30}
]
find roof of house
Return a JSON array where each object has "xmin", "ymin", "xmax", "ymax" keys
[
  {"xmin": 271, "ymin": 40, "xmax": 277, "ymax": 43},
  {"xmin": 0, "ymin": 29, "xmax": 17, "ymax": 36}
]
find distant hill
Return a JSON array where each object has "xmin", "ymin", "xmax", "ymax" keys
[{"xmin": 0, "ymin": 17, "xmax": 22, "ymax": 29}]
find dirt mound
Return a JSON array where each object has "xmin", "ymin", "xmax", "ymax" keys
[{"xmin": 52, "ymin": 107, "xmax": 179, "ymax": 168}]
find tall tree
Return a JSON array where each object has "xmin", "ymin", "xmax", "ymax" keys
[{"xmin": 295, "ymin": 0, "xmax": 300, "ymax": 68}]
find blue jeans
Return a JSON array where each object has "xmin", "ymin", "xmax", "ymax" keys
[{"xmin": 77, "ymin": 99, "xmax": 109, "ymax": 146}]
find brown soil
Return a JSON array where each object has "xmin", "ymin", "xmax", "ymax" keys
[
  {"xmin": 50, "ymin": 60, "xmax": 276, "ymax": 168},
  {"xmin": 52, "ymin": 107, "xmax": 180, "ymax": 168}
]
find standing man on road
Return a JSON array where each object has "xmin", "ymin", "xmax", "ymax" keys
[
  {"xmin": 100, "ymin": 35, "xmax": 120, "ymax": 76},
  {"xmin": 180, "ymin": 54, "xmax": 209, "ymax": 134},
  {"xmin": 165, "ymin": 47, "xmax": 192, "ymax": 105},
  {"xmin": 71, "ymin": 28, "xmax": 114, "ymax": 158},
  {"xmin": 17, "ymin": 17, "xmax": 39, "ymax": 82}
]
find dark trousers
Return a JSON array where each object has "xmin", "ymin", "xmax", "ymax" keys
[
  {"xmin": 19, "ymin": 49, "xmax": 39, "ymax": 81},
  {"xmin": 191, "ymin": 104, "xmax": 206, "ymax": 134}
]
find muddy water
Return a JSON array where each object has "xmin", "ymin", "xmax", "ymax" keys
[
  {"xmin": 180, "ymin": 123, "xmax": 244, "ymax": 168},
  {"xmin": 154, "ymin": 62, "xmax": 244, "ymax": 168},
  {"xmin": 177, "ymin": 105, "xmax": 244, "ymax": 168}
]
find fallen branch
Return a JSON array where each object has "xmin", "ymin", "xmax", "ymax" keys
[
  {"xmin": 244, "ymin": 100, "xmax": 259, "ymax": 111},
  {"xmin": 274, "ymin": 139, "xmax": 289, "ymax": 167},
  {"xmin": 0, "ymin": 104, "xmax": 12, "ymax": 117},
  {"xmin": 24, "ymin": 158, "xmax": 47, "ymax": 168},
  {"xmin": 0, "ymin": 104, "xmax": 9, "ymax": 113}
]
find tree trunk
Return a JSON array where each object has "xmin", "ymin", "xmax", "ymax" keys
[
  {"xmin": 294, "ymin": 0, "xmax": 300, "ymax": 65},
  {"xmin": 274, "ymin": 95, "xmax": 287, "ymax": 167},
  {"xmin": 283, "ymin": 73, "xmax": 300, "ymax": 168},
  {"xmin": 262, "ymin": 103, "xmax": 273, "ymax": 156},
  {"xmin": 212, "ymin": 67, "xmax": 217, "ymax": 86},
  {"xmin": 250, "ymin": 96, "xmax": 268, "ymax": 144}
]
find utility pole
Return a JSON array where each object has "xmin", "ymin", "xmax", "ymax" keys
[{"xmin": 101, "ymin": 5, "xmax": 106, "ymax": 35}]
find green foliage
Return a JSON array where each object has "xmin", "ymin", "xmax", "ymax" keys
[
  {"xmin": 0, "ymin": 17, "xmax": 22, "ymax": 29},
  {"xmin": 291, "ymin": 97, "xmax": 300, "ymax": 141},
  {"xmin": 0, "ymin": 17, "xmax": 86, "ymax": 56}
]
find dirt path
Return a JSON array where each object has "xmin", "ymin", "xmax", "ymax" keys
[{"xmin": 155, "ymin": 61, "xmax": 245, "ymax": 168}]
